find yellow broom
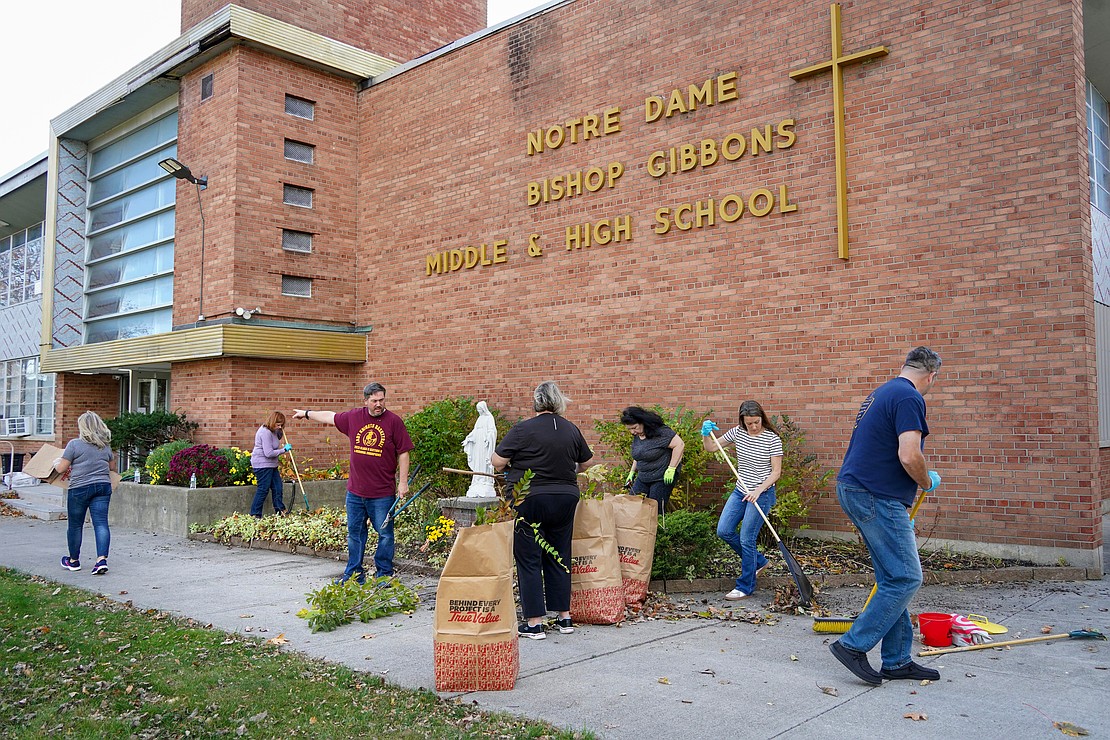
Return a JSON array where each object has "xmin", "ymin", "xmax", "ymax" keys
[{"xmin": 811, "ymin": 487, "xmax": 929, "ymax": 633}]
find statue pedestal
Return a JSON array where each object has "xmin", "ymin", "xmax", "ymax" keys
[{"xmin": 439, "ymin": 495, "xmax": 500, "ymax": 528}]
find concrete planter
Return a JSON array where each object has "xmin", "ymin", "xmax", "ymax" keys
[{"xmin": 109, "ymin": 479, "xmax": 350, "ymax": 536}]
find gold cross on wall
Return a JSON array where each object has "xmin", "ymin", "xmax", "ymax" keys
[{"xmin": 790, "ymin": 3, "xmax": 888, "ymax": 260}]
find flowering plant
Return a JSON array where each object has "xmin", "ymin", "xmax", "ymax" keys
[
  {"xmin": 419, "ymin": 516, "xmax": 456, "ymax": 553},
  {"xmin": 166, "ymin": 444, "xmax": 232, "ymax": 488},
  {"xmin": 220, "ymin": 446, "xmax": 256, "ymax": 486}
]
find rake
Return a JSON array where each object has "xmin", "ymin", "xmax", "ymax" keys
[
  {"xmin": 709, "ymin": 431, "xmax": 814, "ymax": 607},
  {"xmin": 918, "ymin": 629, "xmax": 1105, "ymax": 656}
]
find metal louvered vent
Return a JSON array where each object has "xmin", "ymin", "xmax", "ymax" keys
[
  {"xmin": 283, "ymin": 185, "xmax": 313, "ymax": 208},
  {"xmin": 284, "ymin": 94, "xmax": 315, "ymax": 120},
  {"xmin": 281, "ymin": 275, "xmax": 312, "ymax": 297},
  {"xmin": 284, "ymin": 139, "xmax": 315, "ymax": 164},
  {"xmin": 282, "ymin": 229, "xmax": 313, "ymax": 253}
]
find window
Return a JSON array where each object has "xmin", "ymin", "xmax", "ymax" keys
[
  {"xmin": 0, "ymin": 223, "xmax": 44, "ymax": 307},
  {"xmin": 1090, "ymin": 80, "xmax": 1110, "ymax": 216},
  {"xmin": 283, "ymin": 184, "xmax": 313, "ymax": 208},
  {"xmin": 284, "ymin": 139, "xmax": 315, "ymax": 164},
  {"xmin": 85, "ymin": 110, "xmax": 178, "ymax": 344},
  {"xmin": 0, "ymin": 357, "xmax": 54, "ymax": 436},
  {"xmin": 281, "ymin": 275, "xmax": 312, "ymax": 297},
  {"xmin": 282, "ymin": 229, "xmax": 313, "ymax": 253},
  {"xmin": 285, "ymin": 94, "xmax": 315, "ymax": 120},
  {"xmin": 201, "ymin": 74, "xmax": 214, "ymax": 101}
]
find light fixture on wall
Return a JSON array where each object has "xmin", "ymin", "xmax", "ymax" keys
[
  {"xmin": 159, "ymin": 157, "xmax": 208, "ymax": 324},
  {"xmin": 235, "ymin": 307, "xmax": 262, "ymax": 320}
]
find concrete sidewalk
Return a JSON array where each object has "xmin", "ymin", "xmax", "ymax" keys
[{"xmin": 1, "ymin": 516, "xmax": 1106, "ymax": 739}]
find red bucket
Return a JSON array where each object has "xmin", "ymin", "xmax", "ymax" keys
[{"xmin": 918, "ymin": 612, "xmax": 954, "ymax": 647}]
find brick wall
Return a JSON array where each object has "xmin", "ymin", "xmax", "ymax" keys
[
  {"xmin": 175, "ymin": 47, "xmax": 361, "ymax": 327},
  {"xmin": 180, "ymin": 0, "xmax": 486, "ymax": 63},
  {"xmin": 347, "ymin": 0, "xmax": 1098, "ymax": 557},
  {"xmin": 53, "ymin": 373, "xmax": 122, "ymax": 445}
]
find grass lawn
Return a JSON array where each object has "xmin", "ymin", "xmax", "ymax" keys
[{"xmin": 0, "ymin": 568, "xmax": 593, "ymax": 739}]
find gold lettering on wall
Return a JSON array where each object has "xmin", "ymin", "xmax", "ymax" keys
[
  {"xmin": 527, "ymin": 107, "xmax": 622, "ymax": 156},
  {"xmin": 644, "ymin": 72, "xmax": 739, "ymax": 123}
]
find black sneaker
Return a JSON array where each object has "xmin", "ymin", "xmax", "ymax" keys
[
  {"xmin": 518, "ymin": 623, "xmax": 546, "ymax": 640},
  {"xmin": 881, "ymin": 661, "xmax": 940, "ymax": 681},
  {"xmin": 555, "ymin": 617, "xmax": 574, "ymax": 634},
  {"xmin": 61, "ymin": 556, "xmax": 81, "ymax": 571},
  {"xmin": 829, "ymin": 641, "xmax": 882, "ymax": 685},
  {"xmin": 92, "ymin": 558, "xmax": 108, "ymax": 575}
]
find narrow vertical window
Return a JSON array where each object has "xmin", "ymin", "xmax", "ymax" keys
[{"xmin": 201, "ymin": 74, "xmax": 214, "ymax": 101}]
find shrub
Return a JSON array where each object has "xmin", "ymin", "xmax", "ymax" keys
[
  {"xmin": 651, "ymin": 509, "xmax": 718, "ymax": 580},
  {"xmin": 769, "ymin": 414, "xmax": 833, "ymax": 538},
  {"xmin": 106, "ymin": 410, "xmax": 198, "ymax": 468},
  {"xmin": 594, "ymin": 405, "xmax": 716, "ymax": 510},
  {"xmin": 219, "ymin": 447, "xmax": 256, "ymax": 487},
  {"xmin": 166, "ymin": 444, "xmax": 232, "ymax": 488},
  {"xmin": 144, "ymin": 440, "xmax": 192, "ymax": 485},
  {"xmin": 404, "ymin": 397, "xmax": 512, "ymax": 497}
]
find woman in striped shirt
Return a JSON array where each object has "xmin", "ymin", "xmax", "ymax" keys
[{"xmin": 702, "ymin": 400, "xmax": 783, "ymax": 600}]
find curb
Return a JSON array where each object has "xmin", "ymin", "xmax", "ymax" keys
[{"xmin": 188, "ymin": 532, "xmax": 1102, "ymax": 588}]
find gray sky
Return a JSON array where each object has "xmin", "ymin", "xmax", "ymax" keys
[{"xmin": 0, "ymin": 0, "xmax": 544, "ymax": 178}]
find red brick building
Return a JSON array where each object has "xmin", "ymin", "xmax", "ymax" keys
[{"xmin": 6, "ymin": 0, "xmax": 1108, "ymax": 570}]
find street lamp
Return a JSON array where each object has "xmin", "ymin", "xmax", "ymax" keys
[{"xmin": 158, "ymin": 158, "xmax": 208, "ymax": 323}]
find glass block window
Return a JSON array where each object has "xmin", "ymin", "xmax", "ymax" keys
[
  {"xmin": 283, "ymin": 184, "xmax": 313, "ymax": 208},
  {"xmin": 284, "ymin": 139, "xmax": 315, "ymax": 164},
  {"xmin": 285, "ymin": 94, "xmax": 315, "ymax": 120},
  {"xmin": 282, "ymin": 229, "xmax": 313, "ymax": 253},
  {"xmin": 0, "ymin": 357, "xmax": 55, "ymax": 436},
  {"xmin": 1090, "ymin": 80, "xmax": 1110, "ymax": 216},
  {"xmin": 281, "ymin": 275, "xmax": 312, "ymax": 297},
  {"xmin": 0, "ymin": 223, "xmax": 44, "ymax": 307},
  {"xmin": 85, "ymin": 110, "xmax": 178, "ymax": 344},
  {"xmin": 201, "ymin": 74, "xmax": 214, "ymax": 100}
]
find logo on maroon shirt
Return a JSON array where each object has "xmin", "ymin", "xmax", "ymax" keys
[{"xmin": 354, "ymin": 423, "xmax": 386, "ymax": 458}]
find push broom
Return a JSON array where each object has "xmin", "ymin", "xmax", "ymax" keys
[
  {"xmin": 709, "ymin": 431, "xmax": 815, "ymax": 607},
  {"xmin": 811, "ymin": 485, "xmax": 931, "ymax": 633}
]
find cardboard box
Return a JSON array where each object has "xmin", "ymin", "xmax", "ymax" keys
[{"xmin": 23, "ymin": 443, "xmax": 121, "ymax": 490}]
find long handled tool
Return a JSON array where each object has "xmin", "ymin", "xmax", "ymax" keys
[
  {"xmin": 281, "ymin": 430, "xmax": 311, "ymax": 511},
  {"xmin": 383, "ymin": 480, "xmax": 433, "ymax": 526},
  {"xmin": 442, "ymin": 467, "xmax": 504, "ymax": 479},
  {"xmin": 812, "ymin": 487, "xmax": 931, "ymax": 633},
  {"xmin": 918, "ymin": 629, "xmax": 1105, "ymax": 656},
  {"xmin": 710, "ymin": 431, "xmax": 814, "ymax": 606}
]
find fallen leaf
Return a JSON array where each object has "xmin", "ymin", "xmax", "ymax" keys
[
  {"xmin": 1054, "ymin": 721, "xmax": 1089, "ymax": 737},
  {"xmin": 904, "ymin": 713, "xmax": 928, "ymax": 721},
  {"xmin": 361, "ymin": 634, "xmax": 375, "ymax": 640},
  {"xmin": 309, "ymin": 717, "xmax": 317, "ymax": 725},
  {"xmin": 240, "ymin": 614, "xmax": 254, "ymax": 619},
  {"xmin": 681, "ymin": 699, "xmax": 693, "ymax": 704},
  {"xmin": 790, "ymin": 654, "xmax": 798, "ymax": 661},
  {"xmin": 698, "ymin": 669, "xmax": 715, "ymax": 676},
  {"xmin": 920, "ymin": 679, "xmax": 932, "ymax": 686},
  {"xmin": 965, "ymin": 673, "xmax": 976, "ymax": 678},
  {"xmin": 266, "ymin": 634, "xmax": 289, "ymax": 645},
  {"xmin": 52, "ymin": 588, "xmax": 61, "ymax": 596},
  {"xmin": 658, "ymin": 677, "xmax": 671, "ymax": 685},
  {"xmin": 1042, "ymin": 625, "xmax": 1054, "ymax": 634},
  {"xmin": 119, "ymin": 591, "xmax": 128, "ymax": 595},
  {"xmin": 818, "ymin": 684, "xmax": 838, "ymax": 697}
]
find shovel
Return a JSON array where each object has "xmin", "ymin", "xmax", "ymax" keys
[
  {"xmin": 709, "ymin": 431, "xmax": 815, "ymax": 607},
  {"xmin": 918, "ymin": 629, "xmax": 1105, "ymax": 656}
]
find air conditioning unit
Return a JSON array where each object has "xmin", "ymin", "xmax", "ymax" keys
[{"xmin": 0, "ymin": 417, "xmax": 33, "ymax": 437}]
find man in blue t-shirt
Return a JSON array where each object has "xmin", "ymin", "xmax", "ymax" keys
[{"xmin": 829, "ymin": 347, "xmax": 943, "ymax": 686}]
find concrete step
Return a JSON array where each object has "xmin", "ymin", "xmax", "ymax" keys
[
  {"xmin": 5, "ymin": 498, "xmax": 65, "ymax": 521},
  {"xmin": 13, "ymin": 484, "xmax": 65, "ymax": 508}
]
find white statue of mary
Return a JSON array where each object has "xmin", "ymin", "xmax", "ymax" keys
[{"xmin": 462, "ymin": 401, "xmax": 497, "ymax": 498}]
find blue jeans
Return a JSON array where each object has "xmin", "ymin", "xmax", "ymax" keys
[
  {"xmin": 716, "ymin": 485, "xmax": 775, "ymax": 594},
  {"xmin": 250, "ymin": 467, "xmax": 285, "ymax": 516},
  {"xmin": 344, "ymin": 492, "xmax": 396, "ymax": 581},
  {"xmin": 631, "ymin": 477, "xmax": 676, "ymax": 513},
  {"xmin": 66, "ymin": 482, "xmax": 112, "ymax": 561},
  {"xmin": 836, "ymin": 482, "xmax": 922, "ymax": 670}
]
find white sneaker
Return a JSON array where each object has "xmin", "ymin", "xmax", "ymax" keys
[{"xmin": 724, "ymin": 589, "xmax": 750, "ymax": 600}]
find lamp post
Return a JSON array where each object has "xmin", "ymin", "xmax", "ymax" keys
[{"xmin": 158, "ymin": 158, "xmax": 207, "ymax": 324}]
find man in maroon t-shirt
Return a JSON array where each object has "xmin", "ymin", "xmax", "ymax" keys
[{"xmin": 293, "ymin": 382, "xmax": 414, "ymax": 582}]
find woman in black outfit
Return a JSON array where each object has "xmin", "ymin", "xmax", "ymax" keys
[{"xmin": 492, "ymin": 381, "xmax": 593, "ymax": 640}]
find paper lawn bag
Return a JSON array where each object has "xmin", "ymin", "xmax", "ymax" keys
[
  {"xmin": 609, "ymin": 494, "xmax": 659, "ymax": 607},
  {"xmin": 433, "ymin": 520, "xmax": 519, "ymax": 692},
  {"xmin": 569, "ymin": 497, "xmax": 625, "ymax": 624}
]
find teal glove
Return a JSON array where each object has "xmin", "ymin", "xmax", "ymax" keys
[
  {"xmin": 283, "ymin": 443, "xmax": 293, "ymax": 452},
  {"xmin": 700, "ymin": 420, "xmax": 719, "ymax": 437},
  {"xmin": 923, "ymin": 470, "xmax": 941, "ymax": 492},
  {"xmin": 625, "ymin": 469, "xmax": 635, "ymax": 485},
  {"xmin": 663, "ymin": 467, "xmax": 676, "ymax": 484}
]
